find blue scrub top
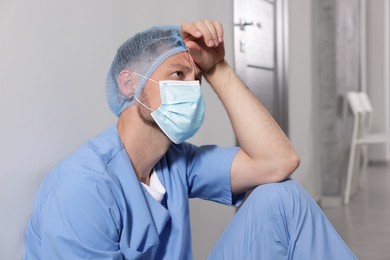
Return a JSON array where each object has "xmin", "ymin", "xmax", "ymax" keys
[{"xmin": 24, "ymin": 125, "xmax": 243, "ymax": 259}]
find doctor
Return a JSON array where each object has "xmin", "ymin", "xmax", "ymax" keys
[{"xmin": 24, "ymin": 20, "xmax": 356, "ymax": 259}]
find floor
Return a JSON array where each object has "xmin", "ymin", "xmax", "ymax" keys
[{"xmin": 323, "ymin": 163, "xmax": 390, "ymax": 260}]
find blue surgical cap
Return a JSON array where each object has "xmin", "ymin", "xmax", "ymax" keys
[{"xmin": 106, "ymin": 25, "xmax": 188, "ymax": 117}]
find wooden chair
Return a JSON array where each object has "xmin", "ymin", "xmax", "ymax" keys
[{"xmin": 344, "ymin": 92, "xmax": 390, "ymax": 204}]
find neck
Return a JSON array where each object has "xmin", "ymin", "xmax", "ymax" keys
[{"xmin": 117, "ymin": 106, "xmax": 170, "ymax": 184}]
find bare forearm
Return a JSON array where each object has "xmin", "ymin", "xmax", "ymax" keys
[
  {"xmin": 180, "ymin": 18, "xmax": 299, "ymax": 191},
  {"xmin": 205, "ymin": 60, "xmax": 299, "ymax": 191}
]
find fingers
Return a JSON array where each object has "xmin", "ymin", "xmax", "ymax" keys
[
  {"xmin": 213, "ymin": 20, "xmax": 224, "ymax": 43},
  {"xmin": 181, "ymin": 20, "xmax": 224, "ymax": 48},
  {"xmin": 181, "ymin": 21, "xmax": 203, "ymax": 39}
]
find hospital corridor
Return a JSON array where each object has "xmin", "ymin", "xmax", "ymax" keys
[{"xmin": 324, "ymin": 163, "xmax": 390, "ymax": 259}]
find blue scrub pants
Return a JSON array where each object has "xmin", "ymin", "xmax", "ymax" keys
[{"xmin": 208, "ymin": 179, "xmax": 357, "ymax": 259}]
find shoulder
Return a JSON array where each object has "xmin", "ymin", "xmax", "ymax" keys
[
  {"xmin": 55, "ymin": 125, "xmax": 123, "ymax": 176},
  {"xmin": 170, "ymin": 142, "xmax": 238, "ymax": 156},
  {"xmin": 167, "ymin": 142, "xmax": 223, "ymax": 155},
  {"xmin": 165, "ymin": 142, "xmax": 239, "ymax": 165},
  {"xmin": 37, "ymin": 125, "xmax": 124, "ymax": 204}
]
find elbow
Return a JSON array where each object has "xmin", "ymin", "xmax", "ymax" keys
[
  {"xmin": 273, "ymin": 152, "xmax": 300, "ymax": 182},
  {"xmin": 288, "ymin": 152, "xmax": 300, "ymax": 175}
]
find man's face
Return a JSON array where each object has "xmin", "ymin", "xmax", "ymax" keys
[{"xmin": 137, "ymin": 52, "xmax": 201, "ymax": 129}]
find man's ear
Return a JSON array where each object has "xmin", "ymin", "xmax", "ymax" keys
[{"xmin": 117, "ymin": 70, "xmax": 136, "ymax": 98}]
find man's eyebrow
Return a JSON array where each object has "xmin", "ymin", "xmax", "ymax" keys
[{"xmin": 167, "ymin": 63, "xmax": 192, "ymax": 72}]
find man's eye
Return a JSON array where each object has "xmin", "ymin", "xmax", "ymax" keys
[{"xmin": 172, "ymin": 71, "xmax": 184, "ymax": 78}]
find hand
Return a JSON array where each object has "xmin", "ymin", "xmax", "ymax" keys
[{"xmin": 180, "ymin": 20, "xmax": 226, "ymax": 73}]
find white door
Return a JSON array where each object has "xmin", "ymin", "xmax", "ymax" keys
[{"xmin": 234, "ymin": 0, "xmax": 289, "ymax": 132}]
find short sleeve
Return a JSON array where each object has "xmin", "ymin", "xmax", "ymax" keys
[
  {"xmin": 185, "ymin": 144, "xmax": 245, "ymax": 206},
  {"xmin": 38, "ymin": 171, "xmax": 123, "ymax": 260}
]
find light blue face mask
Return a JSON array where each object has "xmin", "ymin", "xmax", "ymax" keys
[{"xmin": 135, "ymin": 77, "xmax": 205, "ymax": 144}]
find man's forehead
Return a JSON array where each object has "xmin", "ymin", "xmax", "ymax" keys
[
  {"xmin": 166, "ymin": 62, "xmax": 192, "ymax": 71},
  {"xmin": 162, "ymin": 53, "xmax": 201, "ymax": 77}
]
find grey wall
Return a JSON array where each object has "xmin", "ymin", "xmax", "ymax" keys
[
  {"xmin": 288, "ymin": 0, "xmax": 321, "ymax": 200},
  {"xmin": 313, "ymin": 0, "xmax": 360, "ymax": 201},
  {"xmin": 0, "ymin": 1, "xmax": 236, "ymax": 259},
  {"xmin": 0, "ymin": 1, "xmax": 322, "ymax": 259},
  {"xmin": 367, "ymin": 0, "xmax": 390, "ymax": 161}
]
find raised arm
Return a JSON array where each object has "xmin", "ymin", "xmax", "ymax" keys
[{"xmin": 181, "ymin": 20, "xmax": 300, "ymax": 194}]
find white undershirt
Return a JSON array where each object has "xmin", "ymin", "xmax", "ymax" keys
[{"xmin": 141, "ymin": 170, "xmax": 166, "ymax": 203}]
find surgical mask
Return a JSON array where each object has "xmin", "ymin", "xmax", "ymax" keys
[{"xmin": 134, "ymin": 75, "xmax": 205, "ymax": 144}]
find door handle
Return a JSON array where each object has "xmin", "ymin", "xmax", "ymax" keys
[{"xmin": 234, "ymin": 18, "xmax": 254, "ymax": 31}]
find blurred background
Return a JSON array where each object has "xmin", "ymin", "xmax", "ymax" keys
[{"xmin": 1, "ymin": 0, "xmax": 389, "ymax": 259}]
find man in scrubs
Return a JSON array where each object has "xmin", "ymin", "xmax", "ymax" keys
[{"xmin": 24, "ymin": 20, "xmax": 357, "ymax": 259}]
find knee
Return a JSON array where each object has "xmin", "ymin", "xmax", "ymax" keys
[
  {"xmin": 250, "ymin": 179, "xmax": 292, "ymax": 200},
  {"xmin": 244, "ymin": 179, "xmax": 297, "ymax": 215}
]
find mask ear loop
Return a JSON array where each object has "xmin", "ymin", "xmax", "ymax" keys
[
  {"xmin": 132, "ymin": 71, "xmax": 158, "ymax": 112},
  {"xmin": 132, "ymin": 72, "xmax": 159, "ymax": 84},
  {"xmin": 135, "ymin": 96, "xmax": 154, "ymax": 112}
]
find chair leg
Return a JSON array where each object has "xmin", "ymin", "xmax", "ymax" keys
[
  {"xmin": 360, "ymin": 144, "xmax": 369, "ymax": 189},
  {"xmin": 344, "ymin": 142, "xmax": 357, "ymax": 204}
]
